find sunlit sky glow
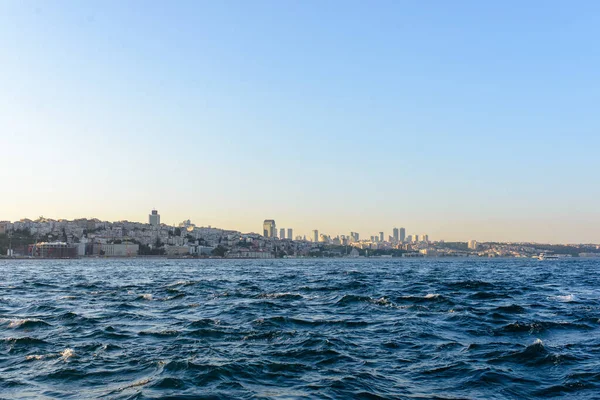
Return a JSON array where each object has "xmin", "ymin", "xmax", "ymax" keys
[{"xmin": 1, "ymin": 1, "xmax": 599, "ymax": 243}]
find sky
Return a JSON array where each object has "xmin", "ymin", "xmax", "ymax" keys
[{"xmin": 1, "ymin": 1, "xmax": 599, "ymax": 243}]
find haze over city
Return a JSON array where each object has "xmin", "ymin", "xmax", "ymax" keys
[{"xmin": 2, "ymin": 1, "xmax": 599, "ymax": 243}]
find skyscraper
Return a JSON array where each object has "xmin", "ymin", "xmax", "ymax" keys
[
  {"xmin": 468, "ymin": 240, "xmax": 478, "ymax": 250},
  {"xmin": 312, "ymin": 230, "xmax": 319, "ymax": 242},
  {"xmin": 149, "ymin": 209, "xmax": 160, "ymax": 226},
  {"xmin": 379, "ymin": 232, "xmax": 384, "ymax": 242},
  {"xmin": 263, "ymin": 220, "xmax": 276, "ymax": 238},
  {"xmin": 422, "ymin": 234, "xmax": 429, "ymax": 243},
  {"xmin": 414, "ymin": 234, "xmax": 420, "ymax": 242},
  {"xmin": 287, "ymin": 229, "xmax": 293, "ymax": 240},
  {"xmin": 280, "ymin": 228, "xmax": 285, "ymax": 239},
  {"xmin": 393, "ymin": 228, "xmax": 399, "ymax": 242},
  {"xmin": 406, "ymin": 235, "xmax": 413, "ymax": 243},
  {"xmin": 400, "ymin": 227, "xmax": 406, "ymax": 243}
]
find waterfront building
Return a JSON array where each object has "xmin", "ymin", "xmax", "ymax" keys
[
  {"xmin": 28, "ymin": 242, "xmax": 78, "ymax": 258},
  {"xmin": 94, "ymin": 243, "xmax": 140, "ymax": 257},
  {"xmin": 263, "ymin": 220, "xmax": 276, "ymax": 238},
  {"xmin": 149, "ymin": 209, "xmax": 160, "ymax": 226},
  {"xmin": 468, "ymin": 240, "xmax": 478, "ymax": 250}
]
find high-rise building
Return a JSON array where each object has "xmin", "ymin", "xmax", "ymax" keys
[
  {"xmin": 312, "ymin": 230, "xmax": 319, "ymax": 242},
  {"xmin": 379, "ymin": 232, "xmax": 384, "ymax": 242},
  {"xmin": 149, "ymin": 209, "xmax": 160, "ymax": 226},
  {"xmin": 468, "ymin": 240, "xmax": 478, "ymax": 250},
  {"xmin": 350, "ymin": 232, "xmax": 360, "ymax": 242},
  {"xmin": 414, "ymin": 234, "xmax": 420, "ymax": 242},
  {"xmin": 287, "ymin": 229, "xmax": 293, "ymax": 240},
  {"xmin": 400, "ymin": 227, "xmax": 406, "ymax": 243},
  {"xmin": 393, "ymin": 228, "xmax": 399, "ymax": 242},
  {"xmin": 422, "ymin": 234, "xmax": 429, "ymax": 243},
  {"xmin": 406, "ymin": 235, "xmax": 413, "ymax": 243},
  {"xmin": 280, "ymin": 228, "xmax": 285, "ymax": 240},
  {"xmin": 263, "ymin": 220, "xmax": 276, "ymax": 238}
]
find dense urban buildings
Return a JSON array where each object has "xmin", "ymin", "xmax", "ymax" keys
[{"xmin": 1, "ymin": 213, "xmax": 599, "ymax": 259}]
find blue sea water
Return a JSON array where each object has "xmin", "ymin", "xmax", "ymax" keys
[{"xmin": 1, "ymin": 258, "xmax": 599, "ymax": 399}]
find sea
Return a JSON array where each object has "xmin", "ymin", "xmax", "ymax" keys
[{"xmin": 1, "ymin": 258, "xmax": 599, "ymax": 399}]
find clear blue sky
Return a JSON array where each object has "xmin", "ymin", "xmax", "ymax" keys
[{"xmin": 1, "ymin": 1, "xmax": 599, "ymax": 243}]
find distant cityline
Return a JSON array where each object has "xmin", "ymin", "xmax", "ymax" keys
[
  {"xmin": 262, "ymin": 219, "xmax": 430, "ymax": 246},
  {"xmin": 1, "ymin": 210, "xmax": 599, "ymax": 259},
  {"xmin": 2, "ymin": 210, "xmax": 598, "ymax": 246}
]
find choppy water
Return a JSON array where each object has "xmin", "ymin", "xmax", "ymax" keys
[{"xmin": 1, "ymin": 258, "xmax": 599, "ymax": 399}]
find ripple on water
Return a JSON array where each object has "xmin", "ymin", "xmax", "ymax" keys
[{"xmin": 0, "ymin": 258, "xmax": 599, "ymax": 399}]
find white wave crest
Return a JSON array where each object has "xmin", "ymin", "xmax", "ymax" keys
[
  {"xmin": 25, "ymin": 354, "xmax": 45, "ymax": 360},
  {"xmin": 554, "ymin": 294, "xmax": 575, "ymax": 302},
  {"xmin": 8, "ymin": 318, "xmax": 44, "ymax": 328},
  {"xmin": 121, "ymin": 377, "xmax": 151, "ymax": 390},
  {"xmin": 61, "ymin": 348, "xmax": 75, "ymax": 360},
  {"xmin": 8, "ymin": 319, "xmax": 26, "ymax": 328},
  {"xmin": 141, "ymin": 294, "xmax": 153, "ymax": 300},
  {"xmin": 371, "ymin": 297, "xmax": 392, "ymax": 306},
  {"xmin": 424, "ymin": 293, "xmax": 440, "ymax": 299},
  {"xmin": 260, "ymin": 292, "xmax": 301, "ymax": 299}
]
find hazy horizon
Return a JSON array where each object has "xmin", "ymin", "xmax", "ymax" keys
[{"xmin": 2, "ymin": 1, "xmax": 599, "ymax": 244}]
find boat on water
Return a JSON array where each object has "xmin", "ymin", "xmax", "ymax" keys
[{"xmin": 538, "ymin": 253, "xmax": 560, "ymax": 260}]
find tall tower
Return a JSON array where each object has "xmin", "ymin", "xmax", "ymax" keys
[
  {"xmin": 400, "ymin": 227, "xmax": 406, "ymax": 243},
  {"xmin": 312, "ymin": 230, "xmax": 319, "ymax": 242},
  {"xmin": 287, "ymin": 229, "xmax": 293, "ymax": 241},
  {"xmin": 279, "ymin": 228, "xmax": 285, "ymax": 240},
  {"xmin": 263, "ymin": 220, "xmax": 276, "ymax": 238},
  {"xmin": 393, "ymin": 228, "xmax": 399, "ymax": 243},
  {"xmin": 149, "ymin": 209, "xmax": 160, "ymax": 227},
  {"xmin": 379, "ymin": 232, "xmax": 384, "ymax": 242}
]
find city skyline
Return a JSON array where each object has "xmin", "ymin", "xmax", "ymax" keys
[
  {"xmin": 1, "ymin": 211, "xmax": 598, "ymax": 246},
  {"xmin": 2, "ymin": 1, "xmax": 600, "ymax": 244}
]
